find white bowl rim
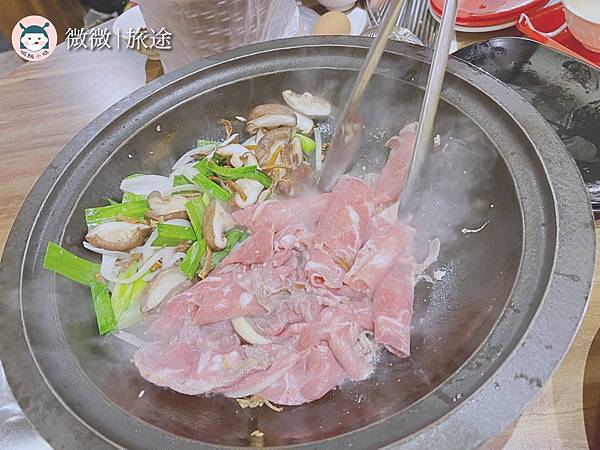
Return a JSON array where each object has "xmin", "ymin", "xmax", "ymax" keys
[{"xmin": 564, "ymin": 0, "xmax": 600, "ymax": 26}]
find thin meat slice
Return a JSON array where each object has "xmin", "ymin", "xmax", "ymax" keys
[
  {"xmin": 313, "ymin": 176, "xmax": 372, "ymax": 264},
  {"xmin": 232, "ymin": 194, "xmax": 330, "ymax": 233},
  {"xmin": 372, "ymin": 258, "xmax": 417, "ymax": 358},
  {"xmin": 217, "ymin": 345, "xmax": 302, "ymax": 398},
  {"xmin": 260, "ymin": 344, "xmax": 346, "ymax": 405},
  {"xmin": 147, "ymin": 298, "xmax": 240, "ymax": 352},
  {"xmin": 344, "ymin": 223, "xmax": 414, "ymax": 295},
  {"xmin": 350, "ymin": 298, "xmax": 374, "ymax": 331},
  {"xmin": 367, "ymin": 202, "xmax": 399, "ymax": 237},
  {"xmin": 305, "ymin": 177, "xmax": 372, "ymax": 288},
  {"xmin": 148, "ymin": 296, "xmax": 191, "ymax": 339},
  {"xmin": 253, "ymin": 289, "xmax": 323, "ymax": 337},
  {"xmin": 177, "ymin": 320, "xmax": 241, "ymax": 353},
  {"xmin": 222, "ymin": 227, "xmax": 274, "ymax": 266},
  {"xmin": 169, "ymin": 273, "xmax": 268, "ymax": 325},
  {"xmin": 299, "ymin": 304, "xmax": 375, "ymax": 381},
  {"xmin": 305, "ymin": 246, "xmax": 345, "ymax": 288},
  {"xmin": 134, "ymin": 342, "xmax": 269, "ymax": 395},
  {"xmin": 373, "ymin": 122, "xmax": 417, "ymax": 209}
]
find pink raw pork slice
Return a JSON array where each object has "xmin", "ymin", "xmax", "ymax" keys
[
  {"xmin": 260, "ymin": 344, "xmax": 346, "ymax": 405},
  {"xmin": 217, "ymin": 345, "xmax": 303, "ymax": 398},
  {"xmin": 344, "ymin": 222, "xmax": 415, "ymax": 295},
  {"xmin": 232, "ymin": 193, "xmax": 329, "ymax": 233},
  {"xmin": 134, "ymin": 342, "xmax": 270, "ymax": 395},
  {"xmin": 299, "ymin": 303, "xmax": 375, "ymax": 381},
  {"xmin": 168, "ymin": 273, "xmax": 268, "ymax": 325},
  {"xmin": 221, "ymin": 227, "xmax": 274, "ymax": 266},
  {"xmin": 306, "ymin": 176, "xmax": 372, "ymax": 288},
  {"xmin": 373, "ymin": 122, "xmax": 417, "ymax": 209},
  {"xmin": 372, "ymin": 258, "xmax": 417, "ymax": 358}
]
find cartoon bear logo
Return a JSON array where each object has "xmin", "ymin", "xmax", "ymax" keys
[{"xmin": 19, "ymin": 22, "xmax": 50, "ymax": 52}]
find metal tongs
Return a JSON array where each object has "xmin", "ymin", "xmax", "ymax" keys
[{"xmin": 319, "ymin": 0, "xmax": 459, "ymax": 215}]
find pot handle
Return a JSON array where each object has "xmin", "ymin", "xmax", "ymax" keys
[{"xmin": 518, "ymin": 13, "xmax": 568, "ymax": 38}]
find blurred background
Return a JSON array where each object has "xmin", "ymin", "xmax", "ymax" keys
[{"xmin": 0, "ymin": 0, "xmax": 130, "ymax": 75}]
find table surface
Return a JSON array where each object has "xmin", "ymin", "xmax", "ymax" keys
[{"xmin": 0, "ymin": 20, "xmax": 598, "ymax": 450}]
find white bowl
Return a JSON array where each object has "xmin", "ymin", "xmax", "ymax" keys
[
  {"xmin": 564, "ymin": 0, "xmax": 600, "ymax": 53},
  {"xmin": 317, "ymin": 0, "xmax": 357, "ymax": 12}
]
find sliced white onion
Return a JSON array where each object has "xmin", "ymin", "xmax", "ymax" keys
[
  {"xmin": 171, "ymin": 147, "xmax": 200, "ymax": 171},
  {"xmin": 83, "ymin": 241, "xmax": 130, "ymax": 260},
  {"xmin": 113, "ymin": 331, "xmax": 148, "ymax": 348},
  {"xmin": 241, "ymin": 135, "xmax": 257, "ymax": 147},
  {"xmin": 219, "ymin": 133, "xmax": 239, "ymax": 147},
  {"xmin": 141, "ymin": 268, "xmax": 191, "ymax": 312},
  {"xmin": 101, "ymin": 247, "xmax": 175, "ymax": 284},
  {"xmin": 100, "ymin": 254, "xmax": 119, "ymax": 281},
  {"xmin": 314, "ymin": 128, "xmax": 322, "ymax": 172},
  {"xmin": 164, "ymin": 218, "xmax": 192, "ymax": 227},
  {"xmin": 234, "ymin": 179, "xmax": 263, "ymax": 208},
  {"xmin": 120, "ymin": 175, "xmax": 171, "ymax": 196},
  {"xmin": 181, "ymin": 165, "xmax": 200, "ymax": 183},
  {"xmin": 162, "ymin": 251, "xmax": 186, "ymax": 269},
  {"xmin": 143, "ymin": 271, "xmax": 161, "ymax": 282},
  {"xmin": 231, "ymin": 317, "xmax": 271, "ymax": 345},
  {"xmin": 133, "ymin": 228, "xmax": 160, "ymax": 260},
  {"xmin": 171, "ymin": 141, "xmax": 220, "ymax": 171}
]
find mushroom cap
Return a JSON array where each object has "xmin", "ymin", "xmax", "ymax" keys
[
  {"xmin": 255, "ymin": 127, "xmax": 293, "ymax": 166},
  {"xmin": 280, "ymin": 136, "xmax": 303, "ymax": 169},
  {"xmin": 294, "ymin": 111, "xmax": 314, "ymax": 135},
  {"xmin": 203, "ymin": 200, "xmax": 228, "ymax": 251},
  {"xmin": 246, "ymin": 104, "xmax": 297, "ymax": 135},
  {"xmin": 145, "ymin": 191, "xmax": 190, "ymax": 221},
  {"xmin": 275, "ymin": 163, "xmax": 315, "ymax": 197},
  {"xmin": 282, "ymin": 90, "xmax": 332, "ymax": 118},
  {"xmin": 85, "ymin": 221, "xmax": 152, "ymax": 252}
]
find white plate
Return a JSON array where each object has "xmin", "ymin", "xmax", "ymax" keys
[
  {"xmin": 112, "ymin": 5, "xmax": 146, "ymax": 38},
  {"xmin": 428, "ymin": 4, "xmax": 516, "ymax": 33},
  {"xmin": 347, "ymin": 6, "xmax": 369, "ymax": 35}
]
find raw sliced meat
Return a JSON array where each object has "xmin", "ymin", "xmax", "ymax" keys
[
  {"xmin": 372, "ymin": 258, "xmax": 417, "ymax": 358},
  {"xmin": 367, "ymin": 202, "xmax": 399, "ymax": 237},
  {"xmin": 134, "ymin": 342, "xmax": 269, "ymax": 395},
  {"xmin": 232, "ymin": 194, "xmax": 330, "ymax": 233},
  {"xmin": 344, "ymin": 223, "xmax": 414, "ymax": 295},
  {"xmin": 134, "ymin": 163, "xmax": 437, "ymax": 406},
  {"xmin": 299, "ymin": 303, "xmax": 375, "ymax": 381},
  {"xmin": 177, "ymin": 320, "xmax": 241, "ymax": 353},
  {"xmin": 222, "ymin": 227, "xmax": 274, "ymax": 266},
  {"xmin": 373, "ymin": 122, "xmax": 417, "ymax": 209},
  {"xmin": 305, "ymin": 246, "xmax": 345, "ymax": 288},
  {"xmin": 313, "ymin": 176, "xmax": 372, "ymax": 264},
  {"xmin": 260, "ymin": 344, "xmax": 346, "ymax": 405},
  {"xmin": 148, "ymin": 299, "xmax": 240, "ymax": 352},
  {"xmin": 218, "ymin": 345, "xmax": 303, "ymax": 398},
  {"xmin": 304, "ymin": 176, "xmax": 372, "ymax": 289},
  {"xmin": 169, "ymin": 273, "xmax": 268, "ymax": 325}
]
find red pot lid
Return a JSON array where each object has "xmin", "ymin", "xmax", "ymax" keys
[{"xmin": 430, "ymin": 0, "xmax": 550, "ymax": 27}]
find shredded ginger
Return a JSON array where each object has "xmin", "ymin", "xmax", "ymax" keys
[{"xmin": 236, "ymin": 395, "xmax": 283, "ymax": 412}]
